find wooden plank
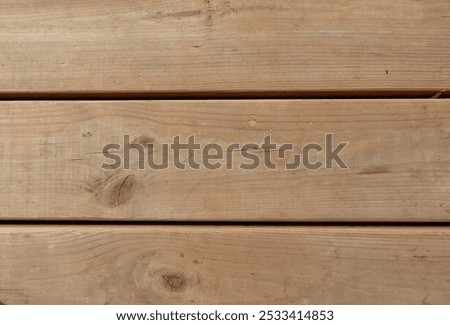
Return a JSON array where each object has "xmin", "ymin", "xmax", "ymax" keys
[
  {"xmin": 1, "ymin": 99, "xmax": 450, "ymax": 221},
  {"xmin": 0, "ymin": 1, "xmax": 449, "ymax": 95},
  {"xmin": 0, "ymin": 226, "xmax": 449, "ymax": 304}
]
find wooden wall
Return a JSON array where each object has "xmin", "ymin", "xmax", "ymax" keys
[{"xmin": 0, "ymin": 0, "xmax": 449, "ymax": 304}]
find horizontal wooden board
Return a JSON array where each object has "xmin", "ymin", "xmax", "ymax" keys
[
  {"xmin": 0, "ymin": 1, "xmax": 449, "ymax": 95},
  {"xmin": 1, "ymin": 99, "xmax": 450, "ymax": 221},
  {"xmin": 0, "ymin": 226, "xmax": 449, "ymax": 304}
]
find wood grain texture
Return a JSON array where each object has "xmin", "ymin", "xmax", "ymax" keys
[
  {"xmin": 1, "ymin": 99, "xmax": 450, "ymax": 221},
  {"xmin": 0, "ymin": 226, "xmax": 449, "ymax": 304},
  {"xmin": 0, "ymin": 0, "xmax": 449, "ymax": 95}
]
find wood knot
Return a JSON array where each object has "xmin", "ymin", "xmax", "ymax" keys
[
  {"xmin": 161, "ymin": 272, "xmax": 187, "ymax": 292},
  {"xmin": 248, "ymin": 118, "xmax": 257, "ymax": 127},
  {"xmin": 95, "ymin": 174, "xmax": 140, "ymax": 208},
  {"xmin": 131, "ymin": 259, "xmax": 199, "ymax": 301},
  {"xmin": 133, "ymin": 136, "xmax": 154, "ymax": 149}
]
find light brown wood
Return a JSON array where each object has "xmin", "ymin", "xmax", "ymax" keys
[
  {"xmin": 1, "ymin": 99, "xmax": 450, "ymax": 221},
  {"xmin": 0, "ymin": 0, "xmax": 449, "ymax": 95},
  {"xmin": 0, "ymin": 225, "xmax": 449, "ymax": 304}
]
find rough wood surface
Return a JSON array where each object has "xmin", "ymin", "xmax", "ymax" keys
[
  {"xmin": 0, "ymin": 226, "xmax": 449, "ymax": 304},
  {"xmin": 0, "ymin": 0, "xmax": 449, "ymax": 95},
  {"xmin": 1, "ymin": 99, "xmax": 450, "ymax": 221}
]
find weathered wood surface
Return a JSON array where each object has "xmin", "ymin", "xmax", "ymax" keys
[
  {"xmin": 1, "ymin": 100, "xmax": 450, "ymax": 221},
  {"xmin": 0, "ymin": 1, "xmax": 449, "ymax": 95},
  {"xmin": 0, "ymin": 226, "xmax": 449, "ymax": 304}
]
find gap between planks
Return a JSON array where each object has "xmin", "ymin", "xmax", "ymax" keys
[
  {"xmin": 1, "ymin": 221, "xmax": 450, "ymax": 227},
  {"xmin": 0, "ymin": 89, "xmax": 448, "ymax": 101}
]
